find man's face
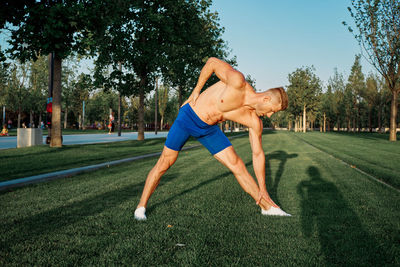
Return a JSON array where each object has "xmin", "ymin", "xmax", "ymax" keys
[
  {"xmin": 266, "ymin": 104, "xmax": 281, "ymax": 118},
  {"xmin": 256, "ymin": 94, "xmax": 281, "ymax": 117}
]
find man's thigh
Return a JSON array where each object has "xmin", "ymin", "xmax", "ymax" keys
[{"xmin": 213, "ymin": 146, "xmax": 242, "ymax": 170}]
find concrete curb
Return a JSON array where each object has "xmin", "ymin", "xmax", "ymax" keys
[
  {"xmin": 0, "ymin": 133, "xmax": 247, "ymax": 191},
  {"xmin": 0, "ymin": 146, "xmax": 197, "ymax": 191}
]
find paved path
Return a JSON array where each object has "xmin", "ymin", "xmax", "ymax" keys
[{"xmin": 0, "ymin": 131, "xmax": 169, "ymax": 150}]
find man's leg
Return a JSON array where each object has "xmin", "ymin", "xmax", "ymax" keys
[
  {"xmin": 135, "ymin": 146, "xmax": 179, "ymax": 220},
  {"xmin": 213, "ymin": 146, "xmax": 272, "ymax": 211}
]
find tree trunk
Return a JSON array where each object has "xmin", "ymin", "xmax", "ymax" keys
[
  {"xmin": 356, "ymin": 107, "xmax": 359, "ymax": 132},
  {"xmin": 323, "ymin": 112, "xmax": 326, "ymax": 133},
  {"xmin": 38, "ymin": 113, "xmax": 42, "ymax": 128},
  {"xmin": 178, "ymin": 86, "xmax": 183, "ymax": 107},
  {"xmin": 118, "ymin": 62, "xmax": 122, "ymax": 137},
  {"xmin": 118, "ymin": 92, "xmax": 122, "ymax": 136},
  {"xmin": 303, "ymin": 104, "xmax": 306, "ymax": 133},
  {"xmin": 368, "ymin": 105, "xmax": 372, "ymax": 132},
  {"xmin": 160, "ymin": 116, "xmax": 164, "ymax": 131},
  {"xmin": 154, "ymin": 77, "xmax": 158, "ymax": 135},
  {"xmin": 17, "ymin": 110, "xmax": 21, "ymax": 128},
  {"xmin": 64, "ymin": 106, "xmax": 68, "ymax": 129},
  {"xmin": 352, "ymin": 117, "xmax": 356, "ymax": 133},
  {"xmin": 50, "ymin": 56, "xmax": 62, "ymax": 147},
  {"xmin": 378, "ymin": 107, "xmax": 382, "ymax": 132},
  {"xmin": 29, "ymin": 110, "xmax": 33, "ymax": 127},
  {"xmin": 389, "ymin": 90, "xmax": 398, "ymax": 141},
  {"xmin": 138, "ymin": 74, "xmax": 146, "ymax": 141},
  {"xmin": 347, "ymin": 118, "xmax": 350, "ymax": 132}
]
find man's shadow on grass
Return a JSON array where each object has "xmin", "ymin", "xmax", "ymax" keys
[
  {"xmin": 297, "ymin": 166, "xmax": 392, "ymax": 265},
  {"xmin": 265, "ymin": 150, "xmax": 297, "ymax": 206}
]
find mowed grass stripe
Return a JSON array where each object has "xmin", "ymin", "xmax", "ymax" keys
[
  {"xmin": 0, "ymin": 132, "xmax": 398, "ymax": 265},
  {"xmin": 292, "ymin": 133, "xmax": 400, "ymax": 193},
  {"xmin": 292, "ymin": 131, "xmax": 400, "ymax": 189}
]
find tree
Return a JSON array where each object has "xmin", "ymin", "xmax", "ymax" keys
[
  {"xmin": 287, "ymin": 67, "xmax": 322, "ymax": 133},
  {"xmin": 328, "ymin": 68, "xmax": 346, "ymax": 130},
  {"xmin": 158, "ymin": 84, "xmax": 169, "ymax": 130},
  {"xmin": 365, "ymin": 73, "xmax": 379, "ymax": 131},
  {"xmin": 1, "ymin": 0, "xmax": 127, "ymax": 146},
  {"xmin": 71, "ymin": 74, "xmax": 92, "ymax": 129},
  {"xmin": 0, "ymin": 62, "xmax": 9, "ymax": 125},
  {"xmin": 345, "ymin": 0, "xmax": 400, "ymax": 141},
  {"xmin": 6, "ymin": 61, "xmax": 29, "ymax": 128},
  {"xmin": 321, "ymin": 85, "xmax": 335, "ymax": 132},
  {"xmin": 346, "ymin": 55, "xmax": 366, "ymax": 132},
  {"xmin": 94, "ymin": 0, "xmax": 230, "ymax": 140},
  {"xmin": 376, "ymin": 78, "xmax": 393, "ymax": 131},
  {"xmin": 86, "ymin": 90, "xmax": 119, "ymax": 128},
  {"xmin": 27, "ymin": 56, "xmax": 47, "ymax": 127},
  {"xmin": 62, "ymin": 57, "xmax": 79, "ymax": 129},
  {"xmin": 161, "ymin": 0, "xmax": 231, "ymax": 106}
]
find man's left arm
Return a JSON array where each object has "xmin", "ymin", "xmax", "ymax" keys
[{"xmin": 248, "ymin": 119, "xmax": 278, "ymax": 208}]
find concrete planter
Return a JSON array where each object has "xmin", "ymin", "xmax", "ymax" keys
[{"xmin": 17, "ymin": 128, "xmax": 43, "ymax": 148}]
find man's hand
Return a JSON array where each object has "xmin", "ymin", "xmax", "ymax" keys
[
  {"xmin": 181, "ymin": 90, "xmax": 200, "ymax": 107},
  {"xmin": 256, "ymin": 190, "xmax": 279, "ymax": 208}
]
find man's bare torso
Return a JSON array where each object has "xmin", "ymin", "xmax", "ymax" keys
[{"xmin": 190, "ymin": 81, "xmax": 258, "ymax": 127}]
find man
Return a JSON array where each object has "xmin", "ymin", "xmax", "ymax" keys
[{"xmin": 135, "ymin": 57, "xmax": 290, "ymax": 220}]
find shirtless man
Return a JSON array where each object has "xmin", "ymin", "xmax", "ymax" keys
[{"xmin": 135, "ymin": 57, "xmax": 290, "ymax": 220}]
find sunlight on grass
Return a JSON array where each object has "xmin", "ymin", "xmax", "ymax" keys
[{"xmin": 0, "ymin": 132, "xmax": 399, "ymax": 265}]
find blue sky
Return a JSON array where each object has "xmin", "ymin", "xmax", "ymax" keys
[
  {"xmin": 1, "ymin": 0, "xmax": 375, "ymax": 91},
  {"xmin": 211, "ymin": 0, "xmax": 374, "ymax": 91}
]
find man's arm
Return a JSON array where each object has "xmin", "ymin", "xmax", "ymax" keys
[
  {"xmin": 225, "ymin": 110, "xmax": 278, "ymax": 208},
  {"xmin": 248, "ymin": 118, "xmax": 278, "ymax": 208},
  {"xmin": 183, "ymin": 57, "xmax": 246, "ymax": 106}
]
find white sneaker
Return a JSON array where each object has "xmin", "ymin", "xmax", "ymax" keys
[
  {"xmin": 261, "ymin": 206, "xmax": 291, "ymax": 216},
  {"xmin": 134, "ymin": 207, "xmax": 147, "ymax": 220}
]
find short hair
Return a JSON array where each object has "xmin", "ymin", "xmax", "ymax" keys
[{"xmin": 269, "ymin": 87, "xmax": 288, "ymax": 111}]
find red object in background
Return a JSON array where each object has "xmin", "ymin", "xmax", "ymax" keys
[{"xmin": 46, "ymin": 102, "xmax": 52, "ymax": 113}]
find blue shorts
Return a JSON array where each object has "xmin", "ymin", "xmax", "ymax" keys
[{"xmin": 165, "ymin": 104, "xmax": 232, "ymax": 155}]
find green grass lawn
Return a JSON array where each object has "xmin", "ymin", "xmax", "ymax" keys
[
  {"xmin": 0, "ymin": 132, "xmax": 398, "ymax": 265},
  {"xmin": 293, "ymin": 131, "xmax": 400, "ymax": 189},
  {"xmin": 0, "ymin": 132, "xmax": 244, "ymax": 182},
  {"xmin": 0, "ymin": 137, "xmax": 197, "ymax": 182}
]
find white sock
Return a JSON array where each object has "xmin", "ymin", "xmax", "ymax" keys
[
  {"xmin": 134, "ymin": 207, "xmax": 147, "ymax": 220},
  {"xmin": 261, "ymin": 206, "xmax": 291, "ymax": 216}
]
